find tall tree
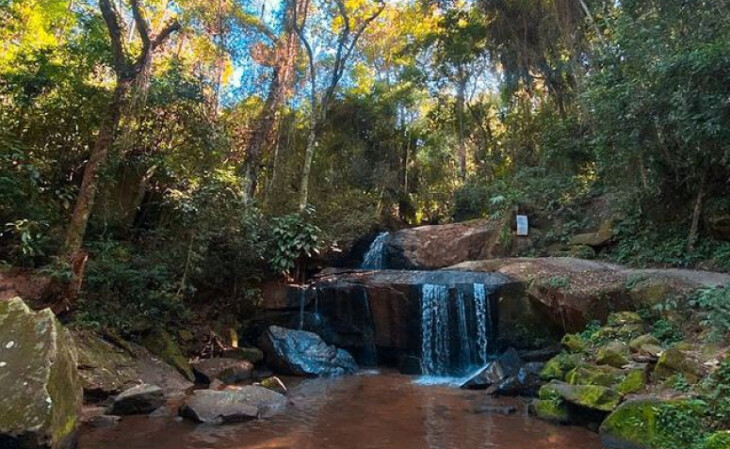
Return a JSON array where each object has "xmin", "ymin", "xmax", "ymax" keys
[
  {"xmin": 241, "ymin": 0, "xmax": 305, "ymax": 201},
  {"xmin": 64, "ymin": 0, "xmax": 179, "ymax": 267},
  {"xmin": 293, "ymin": 0, "xmax": 385, "ymax": 210}
]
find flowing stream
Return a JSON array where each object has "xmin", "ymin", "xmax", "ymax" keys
[
  {"xmin": 79, "ymin": 372, "xmax": 602, "ymax": 449},
  {"xmin": 361, "ymin": 233, "xmax": 389, "ymax": 269}
]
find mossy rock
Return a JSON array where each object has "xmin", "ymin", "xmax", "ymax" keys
[
  {"xmin": 703, "ymin": 431, "xmax": 730, "ymax": 449},
  {"xmin": 597, "ymin": 341, "xmax": 631, "ymax": 368},
  {"xmin": 540, "ymin": 381, "xmax": 621, "ymax": 413},
  {"xmin": 223, "ymin": 346, "xmax": 264, "ymax": 364},
  {"xmin": 73, "ymin": 330, "xmax": 140, "ymax": 398},
  {"xmin": 566, "ymin": 363, "xmax": 623, "ymax": 388},
  {"xmin": 142, "ymin": 329, "xmax": 194, "ymax": 381},
  {"xmin": 561, "ymin": 334, "xmax": 588, "ymax": 353},
  {"xmin": 629, "ymin": 334, "xmax": 661, "ymax": 353},
  {"xmin": 617, "ymin": 369, "xmax": 647, "ymax": 395},
  {"xmin": 568, "ymin": 245, "xmax": 597, "ymax": 259},
  {"xmin": 607, "ymin": 312, "xmax": 643, "ymax": 327},
  {"xmin": 653, "ymin": 347, "xmax": 703, "ymax": 384},
  {"xmin": 540, "ymin": 352, "xmax": 581, "ymax": 381},
  {"xmin": 0, "ymin": 298, "xmax": 82, "ymax": 449},
  {"xmin": 600, "ymin": 399, "xmax": 708, "ymax": 449},
  {"xmin": 531, "ymin": 399, "xmax": 570, "ymax": 424},
  {"xmin": 628, "ymin": 282, "xmax": 673, "ymax": 308}
]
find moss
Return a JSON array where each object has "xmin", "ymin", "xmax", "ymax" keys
[
  {"xmin": 561, "ymin": 333, "xmax": 588, "ymax": 353},
  {"xmin": 617, "ymin": 369, "xmax": 647, "ymax": 395},
  {"xmin": 703, "ymin": 431, "xmax": 730, "ymax": 449},
  {"xmin": 540, "ymin": 381, "xmax": 621, "ymax": 412},
  {"xmin": 142, "ymin": 329, "xmax": 194, "ymax": 381},
  {"xmin": 607, "ymin": 312, "xmax": 643, "ymax": 327},
  {"xmin": 600, "ymin": 399, "xmax": 708, "ymax": 449},
  {"xmin": 566, "ymin": 363, "xmax": 623, "ymax": 387},
  {"xmin": 654, "ymin": 347, "xmax": 702, "ymax": 384},
  {"xmin": 629, "ymin": 334, "xmax": 661, "ymax": 352},
  {"xmin": 540, "ymin": 352, "xmax": 581, "ymax": 381},
  {"xmin": 596, "ymin": 341, "xmax": 630, "ymax": 368},
  {"xmin": 532, "ymin": 399, "xmax": 570, "ymax": 424}
]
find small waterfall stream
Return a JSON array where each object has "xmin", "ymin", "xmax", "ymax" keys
[
  {"xmin": 420, "ymin": 283, "xmax": 494, "ymax": 378},
  {"xmin": 361, "ymin": 232, "xmax": 389, "ymax": 269}
]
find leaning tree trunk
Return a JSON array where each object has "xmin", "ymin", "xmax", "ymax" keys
[
  {"xmin": 298, "ymin": 127, "xmax": 317, "ymax": 211},
  {"xmin": 687, "ymin": 168, "xmax": 708, "ymax": 253},
  {"xmin": 64, "ymin": 81, "xmax": 129, "ymax": 256}
]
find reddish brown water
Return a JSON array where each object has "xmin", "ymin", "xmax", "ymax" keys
[{"xmin": 80, "ymin": 372, "xmax": 603, "ymax": 449}]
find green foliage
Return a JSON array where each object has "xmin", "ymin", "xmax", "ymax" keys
[
  {"xmin": 270, "ymin": 207, "xmax": 322, "ymax": 278},
  {"xmin": 654, "ymin": 401, "xmax": 708, "ymax": 449},
  {"xmin": 547, "ymin": 276, "xmax": 570, "ymax": 289},
  {"xmin": 690, "ymin": 285, "xmax": 730, "ymax": 341},
  {"xmin": 651, "ymin": 319, "xmax": 684, "ymax": 345}
]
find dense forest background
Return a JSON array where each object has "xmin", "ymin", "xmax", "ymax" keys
[{"xmin": 1, "ymin": 0, "xmax": 729, "ymax": 331}]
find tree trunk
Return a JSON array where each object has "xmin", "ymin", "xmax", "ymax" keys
[
  {"xmin": 64, "ymin": 81, "xmax": 129, "ymax": 256},
  {"xmin": 456, "ymin": 68, "xmax": 467, "ymax": 179},
  {"xmin": 298, "ymin": 127, "xmax": 317, "ymax": 211},
  {"xmin": 687, "ymin": 168, "xmax": 708, "ymax": 253},
  {"xmin": 242, "ymin": 4, "xmax": 300, "ymax": 201}
]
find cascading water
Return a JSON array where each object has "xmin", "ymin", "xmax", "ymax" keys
[
  {"xmin": 361, "ymin": 232, "xmax": 389, "ymax": 269},
  {"xmin": 420, "ymin": 283, "xmax": 494, "ymax": 378}
]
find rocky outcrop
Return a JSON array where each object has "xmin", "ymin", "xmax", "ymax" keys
[
  {"xmin": 600, "ymin": 399, "xmax": 707, "ymax": 449},
  {"xmin": 381, "ymin": 219, "xmax": 508, "ymax": 270},
  {"xmin": 141, "ymin": 329, "xmax": 194, "ymax": 382},
  {"xmin": 0, "ymin": 298, "xmax": 82, "ymax": 449},
  {"xmin": 450, "ymin": 257, "xmax": 730, "ymax": 332},
  {"xmin": 193, "ymin": 358, "xmax": 253, "ymax": 384},
  {"xmin": 259, "ymin": 326, "xmax": 358, "ymax": 377},
  {"xmin": 179, "ymin": 386, "xmax": 287, "ymax": 424},
  {"xmin": 110, "ymin": 384, "xmax": 164, "ymax": 416},
  {"xmin": 73, "ymin": 330, "xmax": 193, "ymax": 401}
]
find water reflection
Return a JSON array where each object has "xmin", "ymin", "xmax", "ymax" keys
[{"xmin": 80, "ymin": 372, "xmax": 602, "ymax": 449}]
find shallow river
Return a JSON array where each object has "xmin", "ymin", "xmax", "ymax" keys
[{"xmin": 80, "ymin": 372, "xmax": 602, "ymax": 449}]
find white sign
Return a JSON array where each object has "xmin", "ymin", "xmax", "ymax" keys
[{"xmin": 516, "ymin": 215, "xmax": 529, "ymax": 236}]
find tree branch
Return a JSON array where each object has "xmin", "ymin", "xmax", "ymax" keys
[
  {"xmin": 130, "ymin": 0, "xmax": 151, "ymax": 53},
  {"xmin": 99, "ymin": 0, "xmax": 128, "ymax": 75},
  {"xmin": 151, "ymin": 19, "xmax": 181, "ymax": 50}
]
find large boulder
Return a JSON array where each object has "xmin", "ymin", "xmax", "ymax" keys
[
  {"xmin": 73, "ymin": 330, "xmax": 193, "ymax": 400},
  {"xmin": 110, "ymin": 384, "xmax": 164, "ymax": 416},
  {"xmin": 488, "ymin": 362, "xmax": 545, "ymax": 397},
  {"xmin": 382, "ymin": 219, "xmax": 507, "ymax": 270},
  {"xmin": 450, "ymin": 258, "xmax": 730, "ymax": 332},
  {"xmin": 259, "ymin": 326, "xmax": 358, "ymax": 377},
  {"xmin": 193, "ymin": 358, "xmax": 253, "ymax": 384},
  {"xmin": 0, "ymin": 298, "xmax": 82, "ymax": 449},
  {"xmin": 179, "ymin": 386, "xmax": 287, "ymax": 425}
]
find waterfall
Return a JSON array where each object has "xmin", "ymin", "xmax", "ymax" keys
[
  {"xmin": 361, "ymin": 232, "xmax": 389, "ymax": 269},
  {"xmin": 473, "ymin": 284, "xmax": 489, "ymax": 366},
  {"xmin": 420, "ymin": 283, "xmax": 493, "ymax": 377}
]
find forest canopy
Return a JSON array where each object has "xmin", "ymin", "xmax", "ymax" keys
[{"xmin": 1, "ymin": 0, "xmax": 729, "ymax": 327}]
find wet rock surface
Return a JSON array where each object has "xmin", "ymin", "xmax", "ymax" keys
[
  {"xmin": 179, "ymin": 386, "xmax": 287, "ymax": 425},
  {"xmin": 111, "ymin": 384, "xmax": 165, "ymax": 416},
  {"xmin": 192, "ymin": 358, "xmax": 254, "ymax": 384},
  {"xmin": 259, "ymin": 326, "xmax": 358, "ymax": 377},
  {"xmin": 0, "ymin": 297, "xmax": 82, "ymax": 449}
]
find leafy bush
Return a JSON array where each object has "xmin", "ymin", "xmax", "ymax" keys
[
  {"xmin": 270, "ymin": 207, "xmax": 322, "ymax": 279},
  {"xmin": 690, "ymin": 285, "xmax": 730, "ymax": 341}
]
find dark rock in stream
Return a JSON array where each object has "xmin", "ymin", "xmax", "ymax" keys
[
  {"xmin": 471, "ymin": 405, "xmax": 518, "ymax": 415},
  {"xmin": 179, "ymin": 387, "xmax": 287, "ymax": 424},
  {"xmin": 461, "ymin": 348, "xmax": 523, "ymax": 390},
  {"xmin": 110, "ymin": 384, "xmax": 165, "ymax": 415},
  {"xmin": 487, "ymin": 362, "xmax": 545, "ymax": 397},
  {"xmin": 259, "ymin": 326, "xmax": 358, "ymax": 377},
  {"xmin": 192, "ymin": 358, "xmax": 253, "ymax": 384}
]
